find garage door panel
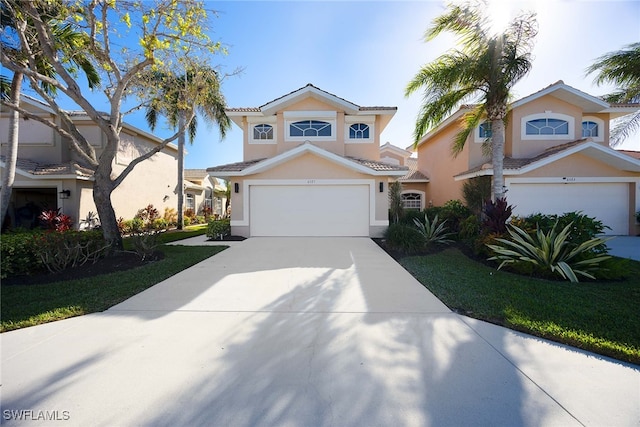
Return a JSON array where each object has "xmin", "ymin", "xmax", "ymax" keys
[
  {"xmin": 508, "ymin": 183, "xmax": 629, "ymax": 235},
  {"xmin": 250, "ymin": 185, "xmax": 370, "ymax": 236}
]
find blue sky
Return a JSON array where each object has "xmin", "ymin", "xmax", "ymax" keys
[{"xmin": 19, "ymin": 0, "xmax": 640, "ymax": 168}]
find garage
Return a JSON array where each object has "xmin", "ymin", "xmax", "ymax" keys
[
  {"xmin": 507, "ymin": 182, "xmax": 629, "ymax": 235},
  {"xmin": 250, "ymin": 184, "xmax": 370, "ymax": 236}
]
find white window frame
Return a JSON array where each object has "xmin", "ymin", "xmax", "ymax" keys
[
  {"xmin": 581, "ymin": 116, "xmax": 605, "ymax": 142},
  {"xmin": 248, "ymin": 116, "xmax": 277, "ymax": 144},
  {"xmin": 474, "ymin": 121, "xmax": 492, "ymax": 143},
  {"xmin": 401, "ymin": 190, "xmax": 425, "ymax": 210},
  {"xmin": 521, "ymin": 112, "xmax": 575, "ymax": 141},
  {"xmin": 185, "ymin": 193, "xmax": 195, "ymax": 211},
  {"xmin": 284, "ymin": 111, "xmax": 336, "ymax": 142},
  {"xmin": 345, "ymin": 116, "xmax": 375, "ymax": 143}
]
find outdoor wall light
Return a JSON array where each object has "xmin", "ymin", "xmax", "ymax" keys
[
  {"xmin": 379, "ymin": 182, "xmax": 384, "ymax": 193},
  {"xmin": 59, "ymin": 189, "xmax": 71, "ymax": 199},
  {"xmin": 234, "ymin": 183, "xmax": 239, "ymax": 193}
]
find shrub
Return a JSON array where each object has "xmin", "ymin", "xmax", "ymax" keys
[
  {"xmin": 164, "ymin": 207, "xmax": 178, "ymax": 226},
  {"xmin": 195, "ymin": 215, "xmax": 206, "ymax": 224},
  {"xmin": 482, "ymin": 197, "xmax": 514, "ymax": 234},
  {"xmin": 184, "ymin": 208, "xmax": 196, "ymax": 219},
  {"xmin": 135, "ymin": 204, "xmax": 160, "ymax": 224},
  {"xmin": 413, "ymin": 214, "xmax": 454, "ymax": 246},
  {"xmin": 183, "ymin": 217, "xmax": 192, "ymax": 226},
  {"xmin": 388, "ymin": 181, "xmax": 404, "ymax": 224},
  {"xmin": 397, "ymin": 209, "xmax": 424, "ymax": 226},
  {"xmin": 459, "ymin": 214, "xmax": 481, "ymax": 241},
  {"xmin": 487, "ymin": 222, "xmax": 612, "ymax": 282},
  {"xmin": 463, "ymin": 176, "xmax": 491, "ymax": 214},
  {"xmin": 383, "ymin": 223, "xmax": 425, "ymax": 254},
  {"xmin": 206, "ymin": 219, "xmax": 230, "ymax": 240},
  {"xmin": 34, "ymin": 230, "xmax": 112, "ymax": 273},
  {"xmin": 80, "ymin": 211, "xmax": 100, "ymax": 230},
  {"xmin": 39, "ymin": 208, "xmax": 73, "ymax": 231},
  {"xmin": 422, "ymin": 200, "xmax": 471, "ymax": 237},
  {"xmin": 0, "ymin": 230, "xmax": 44, "ymax": 278}
]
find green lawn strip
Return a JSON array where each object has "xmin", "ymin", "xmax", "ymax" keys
[
  {"xmin": 400, "ymin": 248, "xmax": 640, "ymax": 365},
  {"xmin": 1, "ymin": 245, "xmax": 226, "ymax": 332}
]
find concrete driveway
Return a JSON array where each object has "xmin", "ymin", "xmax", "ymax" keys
[{"xmin": 1, "ymin": 237, "xmax": 638, "ymax": 427}]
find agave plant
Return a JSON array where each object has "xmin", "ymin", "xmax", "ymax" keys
[
  {"xmin": 486, "ymin": 222, "xmax": 611, "ymax": 282},
  {"xmin": 413, "ymin": 214, "xmax": 454, "ymax": 246}
]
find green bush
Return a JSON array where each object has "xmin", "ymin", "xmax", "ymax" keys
[
  {"xmin": 1, "ymin": 230, "xmax": 44, "ymax": 278},
  {"xmin": 413, "ymin": 214, "xmax": 454, "ymax": 246},
  {"xmin": 459, "ymin": 214, "xmax": 481, "ymax": 241},
  {"xmin": 487, "ymin": 222, "xmax": 612, "ymax": 282},
  {"xmin": 206, "ymin": 219, "xmax": 230, "ymax": 240},
  {"xmin": 462, "ymin": 176, "xmax": 491, "ymax": 214},
  {"xmin": 34, "ymin": 231, "xmax": 112, "ymax": 273},
  {"xmin": 397, "ymin": 209, "xmax": 424, "ymax": 226},
  {"xmin": 383, "ymin": 223, "xmax": 426, "ymax": 254}
]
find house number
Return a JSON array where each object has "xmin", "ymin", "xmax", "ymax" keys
[
  {"xmin": 307, "ymin": 180, "xmax": 316, "ymax": 184},
  {"xmin": 563, "ymin": 177, "xmax": 576, "ymax": 182}
]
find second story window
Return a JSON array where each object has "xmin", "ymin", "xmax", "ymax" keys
[
  {"xmin": 349, "ymin": 123, "xmax": 370, "ymax": 139},
  {"xmin": 582, "ymin": 120, "xmax": 598, "ymax": 138},
  {"xmin": 253, "ymin": 124, "xmax": 273, "ymax": 140},
  {"xmin": 479, "ymin": 122, "xmax": 492, "ymax": 138},
  {"xmin": 525, "ymin": 118, "xmax": 569, "ymax": 136},
  {"xmin": 290, "ymin": 120, "xmax": 332, "ymax": 137}
]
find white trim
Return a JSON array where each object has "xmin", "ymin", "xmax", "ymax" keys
[
  {"xmin": 581, "ymin": 116, "xmax": 605, "ymax": 142},
  {"xmin": 510, "ymin": 82, "xmax": 610, "ymax": 111},
  {"xmin": 249, "ymin": 122, "xmax": 277, "ymax": 145},
  {"xmin": 506, "ymin": 176, "xmax": 640, "ymax": 184},
  {"xmin": 401, "ymin": 189, "xmax": 426, "ymax": 210},
  {"xmin": 473, "ymin": 121, "xmax": 491, "ymax": 143},
  {"xmin": 237, "ymin": 179, "xmax": 382, "ymax": 227},
  {"xmin": 521, "ymin": 112, "xmax": 575, "ymax": 140},
  {"xmin": 345, "ymin": 116, "xmax": 375, "ymax": 144}
]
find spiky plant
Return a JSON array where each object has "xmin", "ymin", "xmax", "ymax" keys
[
  {"xmin": 413, "ymin": 214, "xmax": 454, "ymax": 246},
  {"xmin": 487, "ymin": 222, "xmax": 611, "ymax": 282}
]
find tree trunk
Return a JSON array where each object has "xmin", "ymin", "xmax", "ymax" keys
[
  {"xmin": 93, "ymin": 170, "xmax": 123, "ymax": 250},
  {"xmin": 491, "ymin": 117, "xmax": 506, "ymax": 201},
  {"xmin": 176, "ymin": 112, "xmax": 185, "ymax": 230},
  {"xmin": 0, "ymin": 73, "xmax": 23, "ymax": 229}
]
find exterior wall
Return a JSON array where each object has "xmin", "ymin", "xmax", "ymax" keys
[
  {"xmin": 510, "ymin": 96, "xmax": 583, "ymax": 159},
  {"xmin": 417, "ymin": 127, "xmax": 470, "ymax": 206},
  {"xmin": 400, "ymin": 182, "xmax": 430, "ymax": 208},
  {"xmin": 380, "ymin": 150, "xmax": 407, "ymax": 166},
  {"xmin": 520, "ymin": 153, "xmax": 636, "ymax": 178},
  {"xmin": 1, "ymin": 113, "xmax": 63, "ymax": 164}
]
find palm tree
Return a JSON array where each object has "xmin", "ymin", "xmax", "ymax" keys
[
  {"xmin": 0, "ymin": 1, "xmax": 99, "ymax": 227},
  {"xmin": 405, "ymin": 1, "xmax": 537, "ymax": 201},
  {"xmin": 143, "ymin": 66, "xmax": 231, "ymax": 229},
  {"xmin": 586, "ymin": 42, "xmax": 640, "ymax": 147}
]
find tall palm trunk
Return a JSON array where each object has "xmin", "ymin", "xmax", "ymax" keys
[
  {"xmin": 177, "ymin": 111, "xmax": 185, "ymax": 230},
  {"xmin": 490, "ymin": 117, "xmax": 506, "ymax": 201},
  {"xmin": 0, "ymin": 72, "xmax": 22, "ymax": 228}
]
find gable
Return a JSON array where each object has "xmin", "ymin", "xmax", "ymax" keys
[
  {"xmin": 520, "ymin": 152, "xmax": 638, "ymax": 178},
  {"xmin": 282, "ymin": 97, "xmax": 338, "ymax": 112},
  {"xmin": 250, "ymin": 151, "xmax": 376, "ymax": 180}
]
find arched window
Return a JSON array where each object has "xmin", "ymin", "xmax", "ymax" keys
[
  {"xmin": 581, "ymin": 117, "xmax": 604, "ymax": 141},
  {"xmin": 521, "ymin": 113, "xmax": 575, "ymax": 140},
  {"xmin": 253, "ymin": 124, "xmax": 273, "ymax": 140},
  {"xmin": 349, "ymin": 123, "xmax": 370, "ymax": 139},
  {"xmin": 290, "ymin": 120, "xmax": 332, "ymax": 137},
  {"xmin": 526, "ymin": 118, "xmax": 569, "ymax": 135},
  {"xmin": 401, "ymin": 192, "xmax": 422, "ymax": 210}
]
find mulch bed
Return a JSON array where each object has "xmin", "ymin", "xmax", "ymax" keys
[{"xmin": 2, "ymin": 251, "xmax": 163, "ymax": 286}]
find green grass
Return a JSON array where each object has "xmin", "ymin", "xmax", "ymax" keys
[
  {"xmin": 401, "ymin": 248, "xmax": 640, "ymax": 364},
  {"xmin": 1, "ymin": 243, "xmax": 227, "ymax": 332}
]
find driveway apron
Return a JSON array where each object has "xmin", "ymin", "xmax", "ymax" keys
[{"xmin": 1, "ymin": 237, "xmax": 638, "ymax": 427}]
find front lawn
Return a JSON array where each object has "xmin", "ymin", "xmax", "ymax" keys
[
  {"xmin": 401, "ymin": 248, "xmax": 640, "ymax": 364},
  {"xmin": 1, "ymin": 243, "xmax": 226, "ymax": 332}
]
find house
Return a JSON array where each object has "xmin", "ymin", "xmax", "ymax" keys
[
  {"xmin": 0, "ymin": 96, "xmax": 179, "ymax": 229},
  {"xmin": 408, "ymin": 81, "xmax": 640, "ymax": 235},
  {"xmin": 207, "ymin": 84, "xmax": 407, "ymax": 237},
  {"xmin": 379, "ymin": 142, "xmax": 429, "ymax": 210},
  {"xmin": 184, "ymin": 169, "xmax": 228, "ymax": 218}
]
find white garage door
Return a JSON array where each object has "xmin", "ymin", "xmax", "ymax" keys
[
  {"xmin": 250, "ymin": 185, "xmax": 370, "ymax": 236},
  {"xmin": 508, "ymin": 183, "xmax": 629, "ymax": 235}
]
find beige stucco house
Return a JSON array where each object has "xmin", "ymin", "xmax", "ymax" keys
[
  {"xmin": 408, "ymin": 81, "xmax": 640, "ymax": 235},
  {"xmin": 184, "ymin": 169, "xmax": 228, "ymax": 218},
  {"xmin": 207, "ymin": 84, "xmax": 407, "ymax": 237},
  {"xmin": 0, "ymin": 96, "xmax": 179, "ymax": 229},
  {"xmin": 379, "ymin": 142, "xmax": 429, "ymax": 210}
]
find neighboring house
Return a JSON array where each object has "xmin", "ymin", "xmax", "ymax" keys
[
  {"xmin": 408, "ymin": 81, "xmax": 640, "ymax": 235},
  {"xmin": 207, "ymin": 84, "xmax": 407, "ymax": 237},
  {"xmin": 0, "ymin": 96, "xmax": 179, "ymax": 230},
  {"xmin": 379, "ymin": 142, "xmax": 429, "ymax": 210},
  {"xmin": 184, "ymin": 169, "xmax": 228, "ymax": 218}
]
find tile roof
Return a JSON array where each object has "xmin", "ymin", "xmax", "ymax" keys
[
  {"xmin": 1, "ymin": 155, "xmax": 94, "ymax": 178},
  {"xmin": 184, "ymin": 169, "xmax": 208, "ymax": 178},
  {"xmin": 226, "ymin": 84, "xmax": 396, "ymax": 113},
  {"xmin": 206, "ymin": 159, "xmax": 266, "ymax": 173},
  {"xmin": 455, "ymin": 139, "xmax": 590, "ymax": 177},
  {"xmin": 345, "ymin": 156, "xmax": 408, "ymax": 172},
  {"xmin": 618, "ymin": 150, "xmax": 640, "ymax": 160},
  {"xmin": 398, "ymin": 158, "xmax": 429, "ymax": 181}
]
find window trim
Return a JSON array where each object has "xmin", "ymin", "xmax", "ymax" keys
[
  {"xmin": 521, "ymin": 112, "xmax": 575, "ymax": 140},
  {"xmin": 474, "ymin": 121, "xmax": 492, "ymax": 143},
  {"xmin": 345, "ymin": 116, "xmax": 375, "ymax": 143},
  {"xmin": 401, "ymin": 190, "xmax": 425, "ymax": 210},
  {"xmin": 581, "ymin": 116, "xmax": 604, "ymax": 142},
  {"xmin": 248, "ymin": 117, "xmax": 277, "ymax": 144}
]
